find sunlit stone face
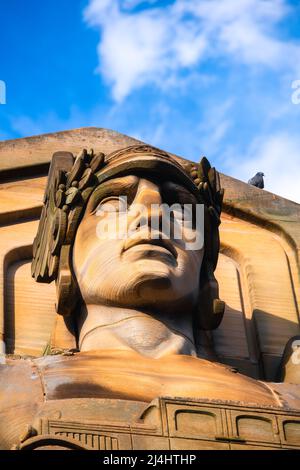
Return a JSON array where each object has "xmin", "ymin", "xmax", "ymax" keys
[{"xmin": 73, "ymin": 174, "xmax": 204, "ymax": 314}]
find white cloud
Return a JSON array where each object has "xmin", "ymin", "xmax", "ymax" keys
[
  {"xmin": 197, "ymin": 99, "xmax": 233, "ymax": 153},
  {"xmin": 123, "ymin": 0, "xmax": 159, "ymax": 7},
  {"xmin": 228, "ymin": 132, "xmax": 300, "ymax": 203},
  {"xmin": 84, "ymin": 0, "xmax": 300, "ymax": 101}
]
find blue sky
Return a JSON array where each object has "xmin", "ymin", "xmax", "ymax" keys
[{"xmin": 1, "ymin": 0, "xmax": 300, "ymax": 201}]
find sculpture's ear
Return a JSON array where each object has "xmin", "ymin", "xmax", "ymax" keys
[
  {"xmin": 195, "ymin": 271, "xmax": 225, "ymax": 331},
  {"xmin": 55, "ymin": 245, "xmax": 80, "ymax": 316},
  {"xmin": 187, "ymin": 158, "xmax": 225, "ymax": 332},
  {"xmin": 195, "ymin": 207, "xmax": 225, "ymax": 331}
]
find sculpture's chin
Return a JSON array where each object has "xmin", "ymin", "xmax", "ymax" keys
[
  {"xmin": 92, "ymin": 274, "xmax": 174, "ymax": 307},
  {"xmin": 136, "ymin": 275, "xmax": 173, "ymax": 301}
]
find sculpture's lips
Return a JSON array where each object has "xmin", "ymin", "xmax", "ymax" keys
[{"xmin": 123, "ymin": 237, "xmax": 178, "ymax": 259}]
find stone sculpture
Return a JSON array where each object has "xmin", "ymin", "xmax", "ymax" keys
[
  {"xmin": 0, "ymin": 142, "xmax": 300, "ymax": 450},
  {"xmin": 31, "ymin": 145, "xmax": 225, "ymax": 355}
]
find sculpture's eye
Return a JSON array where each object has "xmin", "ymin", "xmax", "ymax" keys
[{"xmin": 95, "ymin": 196, "xmax": 128, "ymax": 216}]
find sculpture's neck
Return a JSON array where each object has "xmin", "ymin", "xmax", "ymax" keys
[{"xmin": 78, "ymin": 304, "xmax": 197, "ymax": 358}]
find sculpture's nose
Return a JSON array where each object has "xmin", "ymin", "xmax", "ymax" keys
[
  {"xmin": 133, "ymin": 178, "xmax": 163, "ymax": 206},
  {"xmin": 130, "ymin": 178, "xmax": 164, "ymax": 231}
]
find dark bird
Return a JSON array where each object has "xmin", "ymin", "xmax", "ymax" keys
[{"xmin": 248, "ymin": 172, "xmax": 265, "ymax": 189}]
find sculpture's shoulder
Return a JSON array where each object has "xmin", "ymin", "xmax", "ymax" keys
[
  {"xmin": 0, "ymin": 356, "xmax": 44, "ymax": 406},
  {"xmin": 0, "ymin": 356, "xmax": 44, "ymax": 449}
]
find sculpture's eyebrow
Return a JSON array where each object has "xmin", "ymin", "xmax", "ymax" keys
[{"xmin": 86, "ymin": 175, "xmax": 139, "ymax": 213}]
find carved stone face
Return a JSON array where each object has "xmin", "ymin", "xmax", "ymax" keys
[{"xmin": 72, "ymin": 174, "xmax": 204, "ymax": 314}]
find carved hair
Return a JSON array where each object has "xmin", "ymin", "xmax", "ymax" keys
[{"xmin": 32, "ymin": 145, "xmax": 225, "ymax": 331}]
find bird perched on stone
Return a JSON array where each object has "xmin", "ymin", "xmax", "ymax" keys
[{"xmin": 248, "ymin": 172, "xmax": 265, "ymax": 189}]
